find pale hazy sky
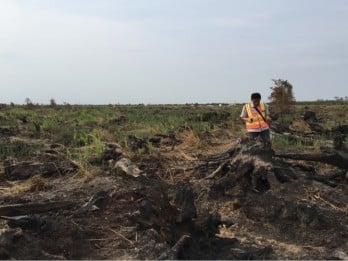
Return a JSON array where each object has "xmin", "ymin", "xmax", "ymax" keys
[{"xmin": 1, "ymin": 0, "xmax": 347, "ymax": 104}]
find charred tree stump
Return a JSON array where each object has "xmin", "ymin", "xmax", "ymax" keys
[{"xmin": 196, "ymin": 141, "xmax": 274, "ymax": 195}]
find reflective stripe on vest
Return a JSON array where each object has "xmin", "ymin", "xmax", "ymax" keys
[{"xmin": 245, "ymin": 102, "xmax": 269, "ymax": 130}]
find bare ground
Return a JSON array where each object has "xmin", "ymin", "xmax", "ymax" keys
[{"xmin": 0, "ymin": 128, "xmax": 347, "ymax": 260}]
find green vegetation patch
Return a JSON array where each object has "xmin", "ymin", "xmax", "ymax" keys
[{"xmin": 0, "ymin": 141, "xmax": 43, "ymax": 160}]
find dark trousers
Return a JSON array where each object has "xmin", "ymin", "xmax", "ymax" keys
[{"xmin": 248, "ymin": 129, "xmax": 271, "ymax": 144}]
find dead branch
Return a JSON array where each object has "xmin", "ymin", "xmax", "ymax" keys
[
  {"xmin": 0, "ymin": 201, "xmax": 76, "ymax": 217},
  {"xmin": 158, "ymin": 235, "xmax": 191, "ymax": 260},
  {"xmin": 205, "ymin": 159, "xmax": 230, "ymax": 179},
  {"xmin": 109, "ymin": 228, "xmax": 134, "ymax": 245}
]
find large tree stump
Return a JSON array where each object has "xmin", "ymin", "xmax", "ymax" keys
[{"xmin": 196, "ymin": 140, "xmax": 274, "ymax": 194}]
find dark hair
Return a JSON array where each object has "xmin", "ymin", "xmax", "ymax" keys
[{"xmin": 251, "ymin": 92, "xmax": 261, "ymax": 100}]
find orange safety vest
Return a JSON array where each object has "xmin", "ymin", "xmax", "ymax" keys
[{"xmin": 245, "ymin": 102, "xmax": 269, "ymax": 131}]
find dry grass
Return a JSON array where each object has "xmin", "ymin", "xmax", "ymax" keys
[
  {"xmin": 176, "ymin": 128, "xmax": 203, "ymax": 152},
  {"xmin": 1, "ymin": 175, "xmax": 49, "ymax": 196},
  {"xmin": 289, "ymin": 120, "xmax": 312, "ymax": 134}
]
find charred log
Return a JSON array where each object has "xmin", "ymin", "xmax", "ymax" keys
[
  {"xmin": 305, "ymin": 170, "xmax": 347, "ymax": 187},
  {"xmin": 274, "ymin": 150, "xmax": 348, "ymax": 170},
  {"xmin": 273, "ymin": 166, "xmax": 298, "ymax": 183},
  {"xmin": 0, "ymin": 201, "xmax": 76, "ymax": 217},
  {"xmin": 4, "ymin": 154, "xmax": 79, "ymax": 180}
]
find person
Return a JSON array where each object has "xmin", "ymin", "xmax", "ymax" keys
[{"xmin": 240, "ymin": 92, "xmax": 271, "ymax": 145}]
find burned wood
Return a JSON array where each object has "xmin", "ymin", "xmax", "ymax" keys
[
  {"xmin": 171, "ymin": 235, "xmax": 191, "ymax": 257},
  {"xmin": 4, "ymin": 153, "xmax": 79, "ymax": 181},
  {"xmin": 0, "ymin": 201, "xmax": 76, "ymax": 217},
  {"xmin": 158, "ymin": 235, "xmax": 191, "ymax": 260},
  {"xmin": 274, "ymin": 150, "xmax": 348, "ymax": 169},
  {"xmin": 73, "ymin": 191, "xmax": 109, "ymax": 216},
  {"xmin": 203, "ymin": 146, "xmax": 238, "ymax": 162},
  {"xmin": 4, "ymin": 162, "xmax": 42, "ymax": 180},
  {"xmin": 193, "ymin": 212, "xmax": 222, "ymax": 237},
  {"xmin": 173, "ymin": 183, "xmax": 197, "ymax": 222},
  {"xmin": 100, "ymin": 143, "xmax": 123, "ymax": 161},
  {"xmin": 195, "ymin": 161, "xmax": 225, "ymax": 177},
  {"xmin": 210, "ymin": 163, "xmax": 254, "ymax": 195},
  {"xmin": 149, "ymin": 133, "xmax": 180, "ymax": 148},
  {"xmin": 303, "ymin": 111, "xmax": 317, "ymax": 122},
  {"xmin": 273, "ymin": 166, "xmax": 298, "ymax": 183},
  {"xmin": 90, "ymin": 143, "xmax": 123, "ymax": 165},
  {"xmin": 198, "ymin": 141, "xmax": 274, "ymax": 194},
  {"xmin": 304, "ymin": 170, "xmax": 347, "ymax": 188},
  {"xmin": 195, "ymin": 149, "xmax": 234, "ymax": 175},
  {"xmin": 205, "ymin": 159, "xmax": 230, "ymax": 179},
  {"xmin": 195, "ymin": 140, "xmax": 249, "ymax": 176},
  {"xmin": 305, "ymin": 176, "xmax": 340, "ymax": 187},
  {"xmin": 113, "ymin": 157, "xmax": 144, "ymax": 177},
  {"xmin": 2, "ymin": 215, "xmax": 47, "ymax": 231}
]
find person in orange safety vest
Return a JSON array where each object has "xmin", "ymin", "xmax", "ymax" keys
[{"xmin": 240, "ymin": 92, "xmax": 272, "ymax": 145}]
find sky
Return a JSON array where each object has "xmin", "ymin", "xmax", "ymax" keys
[{"xmin": 0, "ymin": 0, "xmax": 347, "ymax": 104}]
